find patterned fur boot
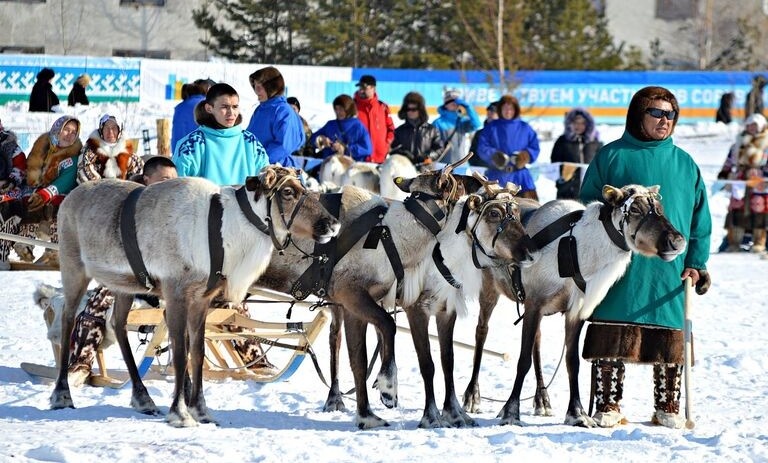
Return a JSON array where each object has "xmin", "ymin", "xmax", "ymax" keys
[
  {"xmin": 592, "ymin": 359, "xmax": 628, "ymax": 427},
  {"xmin": 0, "ymin": 205, "xmax": 22, "ymax": 269},
  {"xmin": 652, "ymin": 363, "xmax": 685, "ymax": 429},
  {"xmin": 68, "ymin": 287, "xmax": 114, "ymax": 387}
]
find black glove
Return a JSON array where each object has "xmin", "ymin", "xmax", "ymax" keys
[
  {"xmin": 491, "ymin": 151, "xmax": 509, "ymax": 169},
  {"xmin": 695, "ymin": 269, "xmax": 711, "ymax": 295}
]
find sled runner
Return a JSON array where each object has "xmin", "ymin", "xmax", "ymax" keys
[{"xmin": 21, "ymin": 288, "xmax": 329, "ymax": 388}]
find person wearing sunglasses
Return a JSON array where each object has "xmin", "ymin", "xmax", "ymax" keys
[
  {"xmin": 390, "ymin": 91, "xmax": 443, "ymax": 165},
  {"xmin": 578, "ymin": 86, "xmax": 712, "ymax": 429}
]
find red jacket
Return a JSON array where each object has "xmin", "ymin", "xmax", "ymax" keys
[{"xmin": 354, "ymin": 93, "xmax": 395, "ymax": 163}]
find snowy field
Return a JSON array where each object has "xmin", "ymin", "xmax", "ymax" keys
[{"xmin": 0, "ymin": 102, "xmax": 766, "ymax": 463}]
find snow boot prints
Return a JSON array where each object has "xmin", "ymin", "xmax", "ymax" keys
[
  {"xmin": 591, "ymin": 358, "xmax": 628, "ymax": 427},
  {"xmin": 652, "ymin": 363, "xmax": 685, "ymax": 429}
]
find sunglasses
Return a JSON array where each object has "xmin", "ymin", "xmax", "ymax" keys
[
  {"xmin": 406, "ymin": 107, "xmax": 419, "ymax": 111},
  {"xmin": 645, "ymin": 108, "xmax": 677, "ymax": 120}
]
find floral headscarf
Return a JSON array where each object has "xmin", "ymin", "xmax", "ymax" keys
[{"xmin": 48, "ymin": 115, "xmax": 81, "ymax": 147}]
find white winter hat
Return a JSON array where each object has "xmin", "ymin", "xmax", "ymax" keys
[{"xmin": 745, "ymin": 113, "xmax": 767, "ymax": 132}]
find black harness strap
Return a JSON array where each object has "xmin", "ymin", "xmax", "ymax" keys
[
  {"xmin": 599, "ymin": 203, "xmax": 629, "ymax": 251},
  {"xmin": 558, "ymin": 235, "xmax": 586, "ymax": 292},
  {"xmin": 432, "ymin": 243, "xmax": 462, "ymax": 289},
  {"xmin": 364, "ymin": 225, "xmax": 404, "ymax": 290},
  {"xmin": 120, "ymin": 187, "xmax": 156, "ymax": 290},
  {"xmin": 529, "ymin": 210, "xmax": 584, "ymax": 251},
  {"xmin": 206, "ymin": 194, "xmax": 225, "ymax": 293},
  {"xmin": 404, "ymin": 192, "xmax": 444, "ymax": 236},
  {"xmin": 235, "ymin": 186, "xmax": 270, "ymax": 235}
]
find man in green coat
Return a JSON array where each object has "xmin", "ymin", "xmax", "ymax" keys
[{"xmin": 579, "ymin": 86, "xmax": 712, "ymax": 429}]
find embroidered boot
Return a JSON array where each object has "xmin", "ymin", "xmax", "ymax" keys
[
  {"xmin": 68, "ymin": 287, "xmax": 113, "ymax": 387},
  {"xmin": 726, "ymin": 226, "xmax": 745, "ymax": 252},
  {"xmin": 592, "ymin": 358, "xmax": 627, "ymax": 427},
  {"xmin": 652, "ymin": 363, "xmax": 685, "ymax": 429},
  {"xmin": 0, "ymin": 206, "xmax": 21, "ymax": 270},
  {"xmin": 751, "ymin": 229, "xmax": 766, "ymax": 253}
]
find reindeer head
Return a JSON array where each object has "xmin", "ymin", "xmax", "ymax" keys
[
  {"xmin": 245, "ymin": 166, "xmax": 340, "ymax": 244},
  {"xmin": 461, "ymin": 173, "xmax": 537, "ymax": 266},
  {"xmin": 393, "ymin": 152, "xmax": 474, "ymax": 203},
  {"xmin": 602, "ymin": 184, "xmax": 686, "ymax": 261}
]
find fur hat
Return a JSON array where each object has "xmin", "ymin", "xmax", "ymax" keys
[
  {"xmin": 355, "ymin": 75, "xmax": 376, "ymax": 88},
  {"xmin": 745, "ymin": 113, "xmax": 767, "ymax": 132},
  {"xmin": 249, "ymin": 66, "xmax": 285, "ymax": 98},
  {"xmin": 36, "ymin": 68, "xmax": 55, "ymax": 82},
  {"xmin": 443, "ymin": 89, "xmax": 461, "ymax": 104},
  {"xmin": 76, "ymin": 74, "xmax": 90, "ymax": 86}
]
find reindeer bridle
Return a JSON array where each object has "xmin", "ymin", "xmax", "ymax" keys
[
  {"xmin": 236, "ymin": 173, "xmax": 308, "ymax": 253},
  {"xmin": 618, "ymin": 192, "xmax": 663, "ymax": 242}
]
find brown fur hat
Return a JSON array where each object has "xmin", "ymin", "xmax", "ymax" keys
[
  {"xmin": 397, "ymin": 91, "xmax": 428, "ymax": 124},
  {"xmin": 625, "ymin": 86, "xmax": 680, "ymax": 141},
  {"xmin": 498, "ymin": 95, "xmax": 521, "ymax": 119},
  {"xmin": 249, "ymin": 66, "xmax": 285, "ymax": 98}
]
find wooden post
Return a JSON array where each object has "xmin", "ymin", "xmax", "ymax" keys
[{"xmin": 156, "ymin": 118, "xmax": 171, "ymax": 157}]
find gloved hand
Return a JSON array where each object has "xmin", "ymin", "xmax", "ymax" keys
[
  {"xmin": 27, "ymin": 188, "xmax": 52, "ymax": 213},
  {"xmin": 515, "ymin": 150, "xmax": 530, "ymax": 169},
  {"xmin": 454, "ymin": 98, "xmax": 469, "ymax": 107},
  {"xmin": 331, "ymin": 140, "xmax": 346, "ymax": 155},
  {"xmin": 695, "ymin": 269, "xmax": 711, "ymax": 295},
  {"xmin": 0, "ymin": 179, "xmax": 14, "ymax": 194},
  {"xmin": 491, "ymin": 151, "xmax": 509, "ymax": 169}
]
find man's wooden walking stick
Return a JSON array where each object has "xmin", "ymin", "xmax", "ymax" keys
[{"xmin": 684, "ymin": 276, "xmax": 695, "ymax": 429}]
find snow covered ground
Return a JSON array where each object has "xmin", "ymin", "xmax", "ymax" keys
[{"xmin": 0, "ymin": 103, "xmax": 766, "ymax": 463}]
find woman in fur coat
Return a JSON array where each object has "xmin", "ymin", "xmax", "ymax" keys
[
  {"xmin": 77, "ymin": 114, "xmax": 143, "ymax": 184},
  {"xmin": 0, "ymin": 116, "xmax": 82, "ymax": 268},
  {"xmin": 579, "ymin": 86, "xmax": 711, "ymax": 429}
]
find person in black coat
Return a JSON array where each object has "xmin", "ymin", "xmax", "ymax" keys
[
  {"xmin": 390, "ymin": 91, "xmax": 443, "ymax": 165},
  {"xmin": 67, "ymin": 74, "xmax": 90, "ymax": 106},
  {"xmin": 715, "ymin": 92, "xmax": 734, "ymax": 124},
  {"xmin": 550, "ymin": 107, "xmax": 603, "ymax": 199},
  {"xmin": 29, "ymin": 68, "xmax": 59, "ymax": 112}
]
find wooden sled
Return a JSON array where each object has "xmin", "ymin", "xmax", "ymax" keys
[
  {"xmin": 0, "ymin": 231, "xmax": 60, "ymax": 271},
  {"xmin": 21, "ymin": 290, "xmax": 329, "ymax": 388}
]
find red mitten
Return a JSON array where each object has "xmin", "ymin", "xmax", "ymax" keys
[{"xmin": 27, "ymin": 188, "xmax": 53, "ymax": 212}]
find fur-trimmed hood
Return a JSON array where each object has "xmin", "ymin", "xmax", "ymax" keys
[
  {"xmin": 737, "ymin": 125, "xmax": 768, "ymax": 167},
  {"xmin": 85, "ymin": 130, "xmax": 133, "ymax": 159},
  {"xmin": 26, "ymin": 116, "xmax": 82, "ymax": 187},
  {"xmin": 562, "ymin": 107, "xmax": 599, "ymax": 142},
  {"xmin": 78, "ymin": 130, "xmax": 137, "ymax": 181}
]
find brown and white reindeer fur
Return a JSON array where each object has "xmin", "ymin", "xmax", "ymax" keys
[
  {"xmin": 401, "ymin": 177, "xmax": 537, "ymax": 428},
  {"xmin": 313, "ymin": 159, "xmax": 473, "ymax": 429},
  {"xmin": 462, "ymin": 185, "xmax": 686, "ymax": 427},
  {"xmin": 51, "ymin": 167, "xmax": 339, "ymax": 427}
]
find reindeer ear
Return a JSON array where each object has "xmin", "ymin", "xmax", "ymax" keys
[
  {"xmin": 245, "ymin": 176, "xmax": 261, "ymax": 192},
  {"xmin": 467, "ymin": 194, "xmax": 483, "ymax": 211},
  {"xmin": 648, "ymin": 185, "xmax": 661, "ymax": 196},
  {"xmin": 260, "ymin": 166, "xmax": 278, "ymax": 190},
  {"xmin": 602, "ymin": 184, "xmax": 625, "ymax": 206}
]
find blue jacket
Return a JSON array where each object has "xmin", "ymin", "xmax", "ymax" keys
[
  {"xmin": 171, "ymin": 95, "xmax": 205, "ymax": 153},
  {"xmin": 477, "ymin": 118, "xmax": 540, "ymax": 192},
  {"xmin": 309, "ymin": 118, "xmax": 373, "ymax": 161},
  {"xmin": 432, "ymin": 100, "xmax": 482, "ymax": 163},
  {"xmin": 246, "ymin": 95, "xmax": 305, "ymax": 168},
  {"xmin": 172, "ymin": 125, "xmax": 268, "ymax": 186}
]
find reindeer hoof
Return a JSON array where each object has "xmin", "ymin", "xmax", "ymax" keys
[
  {"xmin": 131, "ymin": 396, "xmax": 160, "ymax": 416},
  {"xmin": 356, "ymin": 414, "xmax": 389, "ymax": 430},
  {"xmin": 167, "ymin": 410, "xmax": 198, "ymax": 428},
  {"xmin": 50, "ymin": 390, "xmax": 74, "ymax": 410},
  {"xmin": 322, "ymin": 395, "xmax": 347, "ymax": 412}
]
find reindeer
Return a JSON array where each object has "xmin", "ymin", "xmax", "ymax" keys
[
  {"xmin": 462, "ymin": 185, "xmax": 686, "ymax": 427},
  {"xmin": 400, "ymin": 175, "xmax": 537, "ymax": 428},
  {"xmin": 51, "ymin": 166, "xmax": 339, "ymax": 427}
]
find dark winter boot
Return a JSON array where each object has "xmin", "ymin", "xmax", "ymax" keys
[
  {"xmin": 652, "ymin": 363, "xmax": 685, "ymax": 429},
  {"xmin": 726, "ymin": 226, "xmax": 745, "ymax": 252},
  {"xmin": 591, "ymin": 358, "xmax": 627, "ymax": 427}
]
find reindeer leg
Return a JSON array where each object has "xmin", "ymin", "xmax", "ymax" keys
[
  {"xmin": 164, "ymin": 290, "xmax": 196, "ymax": 428},
  {"xmin": 532, "ymin": 325, "xmax": 553, "ymax": 416},
  {"xmin": 436, "ymin": 308, "xmax": 476, "ymax": 428},
  {"xmin": 50, "ymin": 266, "xmax": 88, "ymax": 410},
  {"xmin": 499, "ymin": 307, "xmax": 543, "ymax": 426},
  {"xmin": 322, "ymin": 304, "xmax": 346, "ymax": 412},
  {"xmin": 344, "ymin": 313, "xmax": 388, "ymax": 429},
  {"xmin": 463, "ymin": 276, "xmax": 499, "ymax": 413},
  {"xmin": 404, "ymin": 300, "xmax": 443, "ymax": 428},
  {"xmin": 186, "ymin": 297, "xmax": 217, "ymax": 425},
  {"xmin": 563, "ymin": 318, "xmax": 595, "ymax": 427},
  {"xmin": 112, "ymin": 293, "xmax": 159, "ymax": 415}
]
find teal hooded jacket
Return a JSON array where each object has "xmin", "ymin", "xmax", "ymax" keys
[{"xmin": 579, "ymin": 131, "xmax": 711, "ymax": 329}]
